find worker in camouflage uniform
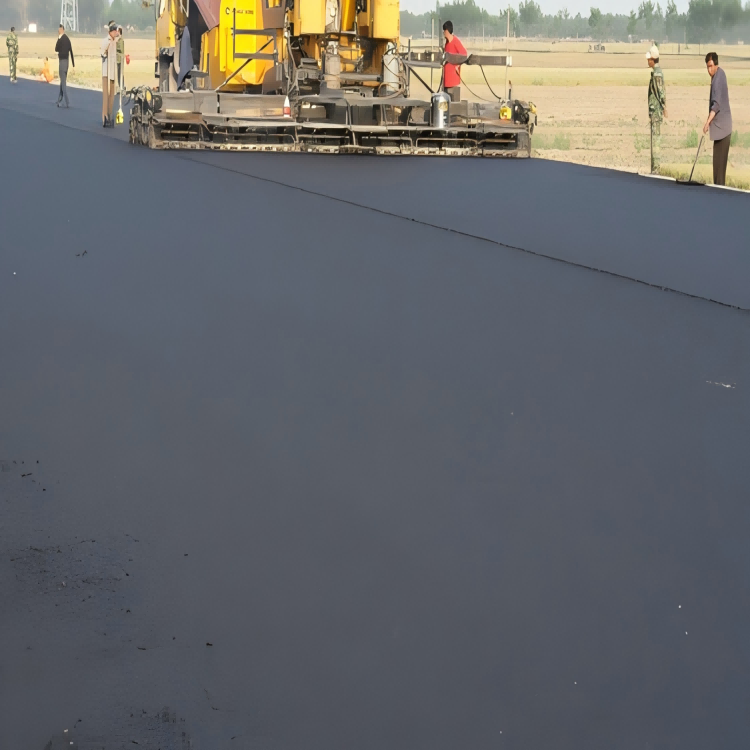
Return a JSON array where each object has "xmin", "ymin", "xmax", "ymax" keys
[
  {"xmin": 6, "ymin": 26, "xmax": 19, "ymax": 83},
  {"xmin": 646, "ymin": 44, "xmax": 667, "ymax": 174},
  {"xmin": 116, "ymin": 26, "xmax": 125, "ymax": 94}
]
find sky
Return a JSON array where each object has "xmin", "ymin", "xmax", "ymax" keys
[{"xmin": 401, "ymin": 0, "xmax": 692, "ymax": 18}]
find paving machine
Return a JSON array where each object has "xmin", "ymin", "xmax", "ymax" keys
[{"xmin": 129, "ymin": 0, "xmax": 537, "ymax": 155}]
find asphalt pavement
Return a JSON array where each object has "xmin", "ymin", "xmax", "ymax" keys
[{"xmin": 1, "ymin": 78, "xmax": 749, "ymax": 750}]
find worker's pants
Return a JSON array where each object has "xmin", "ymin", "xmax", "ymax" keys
[
  {"xmin": 102, "ymin": 77, "xmax": 115, "ymax": 122},
  {"xmin": 117, "ymin": 62, "xmax": 123, "ymax": 94},
  {"xmin": 58, "ymin": 58, "xmax": 69, "ymax": 106},
  {"xmin": 650, "ymin": 117, "xmax": 661, "ymax": 174},
  {"xmin": 446, "ymin": 86, "xmax": 461, "ymax": 102},
  {"xmin": 712, "ymin": 134, "xmax": 731, "ymax": 186},
  {"xmin": 9, "ymin": 53, "xmax": 17, "ymax": 81}
]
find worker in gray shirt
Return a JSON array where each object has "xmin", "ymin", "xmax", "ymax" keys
[{"xmin": 702, "ymin": 52, "xmax": 732, "ymax": 186}]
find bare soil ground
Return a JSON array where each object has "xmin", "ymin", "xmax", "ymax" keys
[
  {"xmin": 0, "ymin": 34, "xmax": 156, "ymax": 90},
  {"xmin": 3, "ymin": 34, "xmax": 748, "ymax": 185},
  {"xmin": 413, "ymin": 39, "xmax": 750, "ymax": 187}
]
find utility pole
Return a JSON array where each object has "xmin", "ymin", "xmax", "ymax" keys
[
  {"xmin": 430, "ymin": 16, "xmax": 435, "ymax": 90},
  {"xmin": 505, "ymin": 5, "xmax": 510, "ymax": 99},
  {"xmin": 60, "ymin": 0, "xmax": 78, "ymax": 32},
  {"xmin": 437, "ymin": 1, "xmax": 441, "ymax": 50}
]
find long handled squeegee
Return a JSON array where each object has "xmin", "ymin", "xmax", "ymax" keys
[{"xmin": 677, "ymin": 135, "xmax": 705, "ymax": 185}]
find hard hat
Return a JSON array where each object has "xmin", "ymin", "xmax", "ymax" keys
[{"xmin": 646, "ymin": 45, "xmax": 659, "ymax": 59}]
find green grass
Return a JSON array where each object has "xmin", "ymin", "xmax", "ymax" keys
[
  {"xmin": 731, "ymin": 130, "xmax": 750, "ymax": 148},
  {"xmin": 659, "ymin": 163, "xmax": 750, "ymax": 190},
  {"xmin": 685, "ymin": 128, "xmax": 699, "ymax": 148},
  {"xmin": 634, "ymin": 133, "xmax": 649, "ymax": 152},
  {"xmin": 534, "ymin": 132, "xmax": 571, "ymax": 150}
]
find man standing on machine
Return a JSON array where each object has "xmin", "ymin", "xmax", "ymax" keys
[{"xmin": 442, "ymin": 21, "xmax": 466, "ymax": 103}]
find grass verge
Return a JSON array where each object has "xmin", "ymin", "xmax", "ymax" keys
[{"xmin": 659, "ymin": 163, "xmax": 750, "ymax": 190}]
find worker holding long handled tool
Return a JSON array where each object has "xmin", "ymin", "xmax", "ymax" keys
[
  {"xmin": 676, "ymin": 135, "xmax": 704, "ymax": 185},
  {"xmin": 703, "ymin": 52, "xmax": 732, "ymax": 186}
]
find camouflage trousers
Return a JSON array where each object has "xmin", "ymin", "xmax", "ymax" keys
[
  {"xmin": 650, "ymin": 116, "xmax": 662, "ymax": 174},
  {"xmin": 9, "ymin": 53, "xmax": 18, "ymax": 81}
]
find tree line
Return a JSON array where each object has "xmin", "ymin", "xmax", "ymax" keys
[
  {"xmin": 4, "ymin": 0, "xmax": 747, "ymax": 42},
  {"xmin": 401, "ymin": 0, "xmax": 750, "ymax": 42},
  {"xmin": 1, "ymin": 0, "xmax": 153, "ymax": 33}
]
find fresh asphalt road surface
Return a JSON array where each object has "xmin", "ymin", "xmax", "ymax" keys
[{"xmin": 1, "ymin": 79, "xmax": 749, "ymax": 750}]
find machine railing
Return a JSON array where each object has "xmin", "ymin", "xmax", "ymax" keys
[{"xmin": 232, "ymin": 8, "xmax": 278, "ymax": 62}]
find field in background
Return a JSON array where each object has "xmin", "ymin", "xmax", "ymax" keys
[
  {"xmin": 408, "ymin": 39, "xmax": 750, "ymax": 186},
  {"xmin": 2, "ymin": 34, "xmax": 748, "ymax": 186},
  {"xmin": 0, "ymin": 34, "xmax": 155, "ymax": 90}
]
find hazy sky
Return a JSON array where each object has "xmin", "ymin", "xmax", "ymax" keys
[{"xmin": 402, "ymin": 0, "xmax": 691, "ymax": 18}]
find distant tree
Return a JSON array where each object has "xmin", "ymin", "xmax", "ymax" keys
[
  {"xmin": 627, "ymin": 9, "xmax": 638, "ymax": 33},
  {"xmin": 25, "ymin": 0, "xmax": 57, "ymax": 30},
  {"xmin": 664, "ymin": 0, "xmax": 684, "ymax": 37},
  {"xmin": 588, "ymin": 6, "xmax": 602, "ymax": 28},
  {"xmin": 109, "ymin": 0, "xmax": 156, "ymax": 29},
  {"xmin": 519, "ymin": 0, "xmax": 543, "ymax": 27},
  {"xmin": 687, "ymin": 0, "xmax": 715, "ymax": 40},
  {"xmin": 716, "ymin": 0, "xmax": 743, "ymax": 27},
  {"xmin": 508, "ymin": 6, "xmax": 519, "ymax": 34},
  {"xmin": 79, "ymin": 0, "xmax": 108, "ymax": 32},
  {"xmin": 638, "ymin": 0, "xmax": 655, "ymax": 28}
]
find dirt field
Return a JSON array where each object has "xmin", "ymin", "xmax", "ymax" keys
[
  {"xmin": 412, "ymin": 39, "xmax": 750, "ymax": 187},
  {"xmin": 2, "ymin": 34, "xmax": 747, "ymax": 186},
  {"xmin": 0, "ymin": 33, "xmax": 156, "ymax": 90}
]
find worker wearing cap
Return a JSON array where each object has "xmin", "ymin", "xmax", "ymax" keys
[
  {"xmin": 442, "ymin": 21, "xmax": 466, "ymax": 103},
  {"xmin": 101, "ymin": 22, "xmax": 118, "ymax": 126},
  {"xmin": 646, "ymin": 45, "xmax": 667, "ymax": 174}
]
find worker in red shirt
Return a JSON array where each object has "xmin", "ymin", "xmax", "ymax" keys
[{"xmin": 442, "ymin": 20, "xmax": 467, "ymax": 102}]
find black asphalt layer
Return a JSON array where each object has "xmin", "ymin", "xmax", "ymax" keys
[{"xmin": 1, "ymin": 78, "xmax": 749, "ymax": 750}]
